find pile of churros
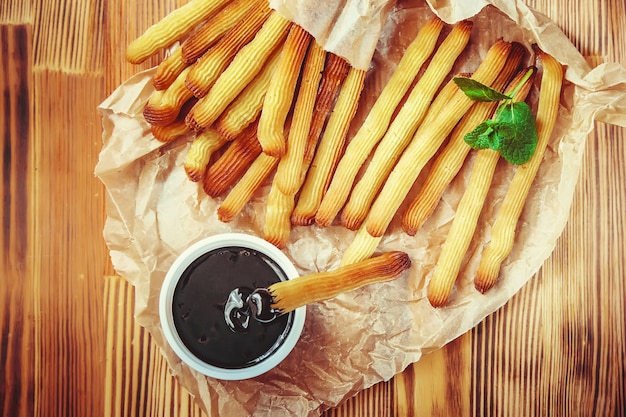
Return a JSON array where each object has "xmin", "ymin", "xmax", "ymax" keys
[{"xmin": 127, "ymin": 0, "xmax": 563, "ymax": 307}]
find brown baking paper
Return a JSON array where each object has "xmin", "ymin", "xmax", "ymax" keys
[{"xmin": 96, "ymin": 0, "xmax": 626, "ymax": 415}]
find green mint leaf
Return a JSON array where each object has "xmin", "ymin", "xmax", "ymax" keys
[
  {"xmin": 453, "ymin": 77, "xmax": 512, "ymax": 102},
  {"xmin": 464, "ymin": 120, "xmax": 503, "ymax": 150},
  {"xmin": 495, "ymin": 102, "xmax": 538, "ymax": 165},
  {"xmin": 491, "ymin": 121, "xmax": 515, "ymax": 139}
]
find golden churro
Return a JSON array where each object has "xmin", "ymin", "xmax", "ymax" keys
[
  {"xmin": 338, "ymin": 20, "xmax": 473, "ymax": 230},
  {"xmin": 427, "ymin": 67, "xmax": 536, "ymax": 307},
  {"xmin": 292, "ymin": 66, "xmax": 366, "ymax": 225},
  {"xmin": 202, "ymin": 122, "xmax": 262, "ymax": 196},
  {"xmin": 257, "ymin": 25, "xmax": 312, "ymax": 157},
  {"xmin": 181, "ymin": 0, "xmax": 258, "ymax": 64},
  {"xmin": 126, "ymin": 0, "xmax": 230, "ymax": 64},
  {"xmin": 185, "ymin": 1, "xmax": 272, "ymax": 98},
  {"xmin": 475, "ymin": 48, "xmax": 563, "ymax": 293},
  {"xmin": 186, "ymin": 11, "xmax": 291, "ymax": 131},
  {"xmin": 314, "ymin": 17, "xmax": 449, "ymax": 228},
  {"xmin": 263, "ymin": 251, "xmax": 411, "ymax": 315},
  {"xmin": 402, "ymin": 43, "xmax": 527, "ymax": 235}
]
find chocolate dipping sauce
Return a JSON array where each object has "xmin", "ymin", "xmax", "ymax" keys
[{"xmin": 172, "ymin": 246, "xmax": 293, "ymax": 369}]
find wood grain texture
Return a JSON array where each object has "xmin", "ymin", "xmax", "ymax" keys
[
  {"xmin": 0, "ymin": 0, "xmax": 624, "ymax": 416},
  {"xmin": 1, "ymin": 23, "xmax": 34, "ymax": 417}
]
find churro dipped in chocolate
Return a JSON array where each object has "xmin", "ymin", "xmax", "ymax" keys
[{"xmin": 249, "ymin": 251, "xmax": 411, "ymax": 318}]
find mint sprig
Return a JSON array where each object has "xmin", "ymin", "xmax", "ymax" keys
[
  {"xmin": 453, "ymin": 70, "xmax": 537, "ymax": 165},
  {"xmin": 453, "ymin": 77, "xmax": 511, "ymax": 102}
]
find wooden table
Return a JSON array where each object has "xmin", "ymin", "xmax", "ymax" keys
[{"xmin": 1, "ymin": 0, "xmax": 624, "ymax": 415}]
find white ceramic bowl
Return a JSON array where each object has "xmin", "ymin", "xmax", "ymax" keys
[{"xmin": 159, "ymin": 233, "xmax": 305, "ymax": 380}]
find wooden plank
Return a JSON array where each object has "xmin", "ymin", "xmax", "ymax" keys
[
  {"xmin": 470, "ymin": 279, "xmax": 545, "ymax": 416},
  {"xmin": 0, "ymin": 23, "xmax": 34, "ymax": 417},
  {"xmin": 0, "ymin": 1, "xmax": 33, "ymax": 24},
  {"xmin": 392, "ymin": 334, "xmax": 471, "ymax": 416},
  {"xmin": 29, "ymin": 70, "xmax": 111, "ymax": 416},
  {"xmin": 31, "ymin": 0, "xmax": 104, "ymax": 73},
  {"xmin": 104, "ymin": 276, "xmax": 205, "ymax": 417},
  {"xmin": 15, "ymin": 0, "xmax": 176, "ymax": 412}
]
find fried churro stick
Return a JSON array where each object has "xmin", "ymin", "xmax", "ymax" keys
[
  {"xmin": 292, "ymin": 67, "xmax": 366, "ymax": 225},
  {"xmin": 389, "ymin": 72, "xmax": 470, "ymax": 140},
  {"xmin": 402, "ymin": 43, "xmax": 527, "ymax": 235},
  {"xmin": 217, "ymin": 152, "xmax": 279, "ymax": 222},
  {"xmin": 263, "ymin": 136, "xmax": 324, "ymax": 249},
  {"xmin": 262, "ymin": 54, "xmax": 341, "ymax": 241},
  {"xmin": 427, "ymin": 155, "xmax": 498, "ymax": 306},
  {"xmin": 214, "ymin": 48, "xmax": 281, "ymax": 140},
  {"xmin": 150, "ymin": 98, "xmax": 197, "ymax": 142},
  {"xmin": 143, "ymin": 90, "xmax": 165, "ymax": 123},
  {"xmin": 144, "ymin": 67, "xmax": 195, "ymax": 126},
  {"xmin": 262, "ymin": 43, "xmax": 326, "ymax": 247},
  {"xmin": 185, "ymin": 1, "xmax": 272, "ymax": 98},
  {"xmin": 153, "ymin": 47, "xmax": 187, "ymax": 91},
  {"xmin": 313, "ymin": 17, "xmax": 447, "ymax": 227},
  {"xmin": 258, "ymin": 25, "xmax": 312, "ymax": 157},
  {"xmin": 186, "ymin": 12, "xmax": 292, "ymax": 131},
  {"xmin": 340, "ymin": 227, "xmax": 383, "ymax": 266},
  {"xmin": 263, "ymin": 186, "xmax": 295, "ymax": 249},
  {"xmin": 274, "ymin": 41, "xmax": 326, "ymax": 195},
  {"xmin": 363, "ymin": 40, "xmax": 512, "ymax": 239},
  {"xmin": 474, "ymin": 49, "xmax": 563, "ymax": 293},
  {"xmin": 258, "ymin": 251, "xmax": 411, "ymax": 315},
  {"xmin": 273, "ymin": 52, "xmax": 349, "ymax": 215},
  {"xmin": 202, "ymin": 122, "xmax": 262, "ymax": 197},
  {"xmin": 427, "ymin": 68, "xmax": 535, "ymax": 307},
  {"xmin": 184, "ymin": 128, "xmax": 228, "ymax": 182},
  {"xmin": 181, "ymin": 0, "xmax": 257, "ymax": 64},
  {"xmin": 290, "ymin": 53, "xmax": 348, "ymax": 176},
  {"xmin": 126, "ymin": 0, "xmax": 230, "ymax": 64},
  {"xmin": 151, "ymin": 120, "xmax": 191, "ymax": 142},
  {"xmin": 342, "ymin": 40, "xmax": 511, "ymax": 264},
  {"xmin": 260, "ymin": 60, "xmax": 333, "ymax": 243},
  {"xmin": 341, "ymin": 78, "xmax": 460, "ymax": 265},
  {"xmin": 338, "ymin": 21, "xmax": 473, "ymax": 230}
]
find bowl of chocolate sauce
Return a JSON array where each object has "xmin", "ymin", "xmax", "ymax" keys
[{"xmin": 159, "ymin": 233, "xmax": 305, "ymax": 380}]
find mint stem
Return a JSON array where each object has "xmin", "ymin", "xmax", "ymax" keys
[{"xmin": 507, "ymin": 68, "xmax": 534, "ymax": 101}]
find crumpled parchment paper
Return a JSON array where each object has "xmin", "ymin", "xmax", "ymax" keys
[{"xmin": 96, "ymin": 0, "xmax": 626, "ymax": 415}]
